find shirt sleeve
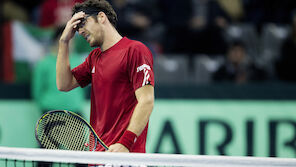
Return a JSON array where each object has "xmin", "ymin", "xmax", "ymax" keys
[
  {"xmin": 127, "ymin": 43, "xmax": 155, "ymax": 91},
  {"xmin": 71, "ymin": 53, "xmax": 92, "ymax": 88}
]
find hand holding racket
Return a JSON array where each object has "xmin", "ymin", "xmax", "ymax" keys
[{"xmin": 35, "ymin": 110, "xmax": 108, "ymax": 151}]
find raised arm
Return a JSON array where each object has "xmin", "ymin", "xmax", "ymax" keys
[{"xmin": 56, "ymin": 12, "xmax": 84, "ymax": 92}]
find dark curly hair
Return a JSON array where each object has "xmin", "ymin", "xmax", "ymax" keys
[{"xmin": 72, "ymin": 0, "xmax": 118, "ymax": 27}]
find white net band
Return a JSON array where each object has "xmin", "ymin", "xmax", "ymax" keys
[{"xmin": 0, "ymin": 146, "xmax": 296, "ymax": 167}]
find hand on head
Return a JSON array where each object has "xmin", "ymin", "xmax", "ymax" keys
[{"xmin": 60, "ymin": 11, "xmax": 86, "ymax": 43}]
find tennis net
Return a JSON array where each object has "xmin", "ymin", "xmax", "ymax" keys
[{"xmin": 1, "ymin": 146, "xmax": 296, "ymax": 167}]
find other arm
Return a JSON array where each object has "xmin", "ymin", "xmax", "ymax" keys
[
  {"xmin": 127, "ymin": 85, "xmax": 154, "ymax": 135},
  {"xmin": 107, "ymin": 85, "xmax": 154, "ymax": 152}
]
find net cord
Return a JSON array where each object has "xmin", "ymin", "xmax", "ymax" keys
[{"xmin": 0, "ymin": 146, "xmax": 296, "ymax": 167}]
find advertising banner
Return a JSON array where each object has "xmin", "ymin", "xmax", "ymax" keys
[
  {"xmin": 147, "ymin": 100, "xmax": 296, "ymax": 157},
  {"xmin": 0, "ymin": 100, "xmax": 296, "ymax": 158}
]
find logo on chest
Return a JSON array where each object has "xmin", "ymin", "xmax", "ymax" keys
[{"xmin": 91, "ymin": 66, "xmax": 95, "ymax": 74}]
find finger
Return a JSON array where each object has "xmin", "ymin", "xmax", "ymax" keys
[
  {"xmin": 72, "ymin": 20, "xmax": 81, "ymax": 29},
  {"xmin": 72, "ymin": 11, "xmax": 85, "ymax": 21},
  {"xmin": 106, "ymin": 148, "xmax": 115, "ymax": 152},
  {"xmin": 106, "ymin": 146, "xmax": 113, "ymax": 152},
  {"xmin": 66, "ymin": 12, "xmax": 84, "ymax": 27},
  {"xmin": 72, "ymin": 11, "xmax": 85, "ymax": 17}
]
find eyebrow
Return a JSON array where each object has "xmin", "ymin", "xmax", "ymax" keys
[{"xmin": 77, "ymin": 15, "xmax": 92, "ymax": 28}]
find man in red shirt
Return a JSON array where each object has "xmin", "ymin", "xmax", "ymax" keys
[{"xmin": 56, "ymin": 0, "xmax": 154, "ymax": 153}]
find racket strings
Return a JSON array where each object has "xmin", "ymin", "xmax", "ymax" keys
[
  {"xmin": 68, "ymin": 114, "xmax": 87, "ymax": 150},
  {"xmin": 36, "ymin": 112, "xmax": 96, "ymax": 151},
  {"xmin": 59, "ymin": 113, "xmax": 89, "ymax": 150},
  {"xmin": 39, "ymin": 113, "xmax": 59, "ymax": 149},
  {"xmin": 39, "ymin": 113, "xmax": 61, "ymax": 149}
]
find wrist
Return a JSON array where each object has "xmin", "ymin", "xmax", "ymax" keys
[
  {"xmin": 117, "ymin": 130, "xmax": 137, "ymax": 151},
  {"xmin": 59, "ymin": 38, "xmax": 70, "ymax": 44}
]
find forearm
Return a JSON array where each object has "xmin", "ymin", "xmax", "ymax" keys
[
  {"xmin": 56, "ymin": 40, "xmax": 74, "ymax": 91},
  {"xmin": 56, "ymin": 12, "xmax": 84, "ymax": 91},
  {"xmin": 127, "ymin": 86, "xmax": 154, "ymax": 136},
  {"xmin": 127, "ymin": 100, "xmax": 153, "ymax": 136},
  {"xmin": 110, "ymin": 100, "xmax": 153, "ymax": 152}
]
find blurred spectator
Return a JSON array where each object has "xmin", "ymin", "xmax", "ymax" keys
[
  {"xmin": 158, "ymin": 0, "xmax": 245, "ymax": 55},
  {"xmin": 111, "ymin": 0, "xmax": 148, "ymax": 38},
  {"xmin": 38, "ymin": 0, "xmax": 84, "ymax": 28},
  {"xmin": 32, "ymin": 27, "xmax": 86, "ymax": 114},
  {"xmin": 157, "ymin": 0, "xmax": 193, "ymax": 53},
  {"xmin": 243, "ymin": 0, "xmax": 296, "ymax": 33},
  {"xmin": 187, "ymin": 0, "xmax": 229, "ymax": 55},
  {"xmin": 193, "ymin": 0, "xmax": 244, "ymax": 55},
  {"xmin": 275, "ymin": 11, "xmax": 296, "ymax": 81},
  {"xmin": 110, "ymin": 0, "xmax": 162, "ymax": 53},
  {"xmin": 242, "ymin": 0, "xmax": 265, "ymax": 31},
  {"xmin": 0, "ymin": 21, "xmax": 14, "ymax": 83},
  {"xmin": 2, "ymin": 0, "xmax": 28, "ymax": 22},
  {"xmin": 215, "ymin": 0, "xmax": 244, "ymax": 22},
  {"xmin": 2, "ymin": 0, "xmax": 45, "ymax": 22},
  {"xmin": 213, "ymin": 41, "xmax": 266, "ymax": 84}
]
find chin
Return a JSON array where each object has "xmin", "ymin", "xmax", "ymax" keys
[
  {"xmin": 89, "ymin": 39, "xmax": 101, "ymax": 47},
  {"xmin": 89, "ymin": 43, "xmax": 96, "ymax": 47},
  {"xmin": 89, "ymin": 41, "xmax": 98, "ymax": 47}
]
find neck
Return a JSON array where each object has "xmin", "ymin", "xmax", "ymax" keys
[{"xmin": 101, "ymin": 25, "xmax": 122, "ymax": 52}]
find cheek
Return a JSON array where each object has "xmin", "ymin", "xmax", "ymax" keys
[
  {"xmin": 84, "ymin": 22, "xmax": 95, "ymax": 33},
  {"xmin": 93, "ymin": 28, "xmax": 103, "ymax": 40}
]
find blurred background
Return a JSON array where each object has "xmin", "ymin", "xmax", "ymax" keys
[{"xmin": 0, "ymin": 0, "xmax": 296, "ymax": 158}]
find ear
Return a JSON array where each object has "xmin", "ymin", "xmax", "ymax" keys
[{"xmin": 97, "ymin": 11, "xmax": 107, "ymax": 24}]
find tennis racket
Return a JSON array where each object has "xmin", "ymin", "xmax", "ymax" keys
[{"xmin": 35, "ymin": 110, "xmax": 108, "ymax": 151}]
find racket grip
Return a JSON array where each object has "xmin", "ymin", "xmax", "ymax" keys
[{"xmin": 117, "ymin": 130, "xmax": 137, "ymax": 151}]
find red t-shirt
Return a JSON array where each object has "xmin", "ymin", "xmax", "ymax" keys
[{"xmin": 72, "ymin": 37, "xmax": 154, "ymax": 152}]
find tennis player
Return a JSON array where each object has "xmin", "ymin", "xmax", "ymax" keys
[{"xmin": 56, "ymin": 0, "xmax": 154, "ymax": 153}]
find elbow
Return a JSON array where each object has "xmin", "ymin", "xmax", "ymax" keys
[
  {"xmin": 57, "ymin": 86, "xmax": 69, "ymax": 92},
  {"xmin": 58, "ymin": 88, "xmax": 69, "ymax": 92},
  {"xmin": 57, "ymin": 83, "xmax": 71, "ymax": 92},
  {"xmin": 56, "ymin": 76, "xmax": 77, "ymax": 92}
]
